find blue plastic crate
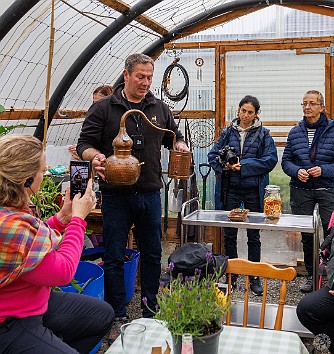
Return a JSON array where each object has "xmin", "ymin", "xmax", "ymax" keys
[
  {"xmin": 79, "ymin": 248, "xmax": 140, "ymax": 303},
  {"xmin": 89, "ymin": 339, "xmax": 102, "ymax": 354},
  {"xmin": 59, "ymin": 261, "xmax": 104, "ymax": 300}
]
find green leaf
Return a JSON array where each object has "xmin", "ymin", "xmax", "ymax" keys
[
  {"xmin": 30, "ymin": 176, "xmax": 62, "ymax": 221},
  {"xmin": 71, "ymin": 279, "xmax": 84, "ymax": 293},
  {"xmin": 0, "ymin": 124, "xmax": 26, "ymax": 136},
  {"xmin": 0, "ymin": 104, "xmax": 5, "ymax": 113}
]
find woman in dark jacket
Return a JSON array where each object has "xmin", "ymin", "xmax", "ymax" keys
[
  {"xmin": 208, "ymin": 95, "xmax": 278, "ymax": 295},
  {"xmin": 282, "ymin": 90, "xmax": 334, "ymax": 294}
]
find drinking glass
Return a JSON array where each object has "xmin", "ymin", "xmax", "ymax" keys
[{"xmin": 121, "ymin": 322, "xmax": 146, "ymax": 353}]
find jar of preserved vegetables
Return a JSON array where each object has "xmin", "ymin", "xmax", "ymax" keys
[{"xmin": 264, "ymin": 185, "xmax": 282, "ymax": 219}]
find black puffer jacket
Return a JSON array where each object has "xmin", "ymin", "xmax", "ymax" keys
[{"xmin": 77, "ymin": 84, "xmax": 184, "ymax": 192}]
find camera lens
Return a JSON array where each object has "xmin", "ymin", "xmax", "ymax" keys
[{"xmin": 226, "ymin": 151, "xmax": 238, "ymax": 165}]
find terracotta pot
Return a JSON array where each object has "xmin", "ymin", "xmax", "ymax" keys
[{"xmin": 172, "ymin": 326, "xmax": 223, "ymax": 354}]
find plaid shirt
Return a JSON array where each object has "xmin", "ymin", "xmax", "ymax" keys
[{"xmin": 0, "ymin": 207, "xmax": 62, "ymax": 288}]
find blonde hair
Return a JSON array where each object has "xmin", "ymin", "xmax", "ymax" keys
[{"xmin": 0, "ymin": 134, "xmax": 44, "ymax": 209}]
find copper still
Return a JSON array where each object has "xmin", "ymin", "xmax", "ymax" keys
[
  {"xmin": 104, "ymin": 110, "xmax": 142, "ymax": 186},
  {"xmin": 104, "ymin": 109, "xmax": 192, "ymax": 185}
]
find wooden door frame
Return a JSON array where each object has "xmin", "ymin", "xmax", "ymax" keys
[{"xmin": 166, "ymin": 36, "xmax": 334, "ymax": 140}]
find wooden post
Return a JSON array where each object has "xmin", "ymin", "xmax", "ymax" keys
[{"xmin": 43, "ymin": 0, "xmax": 55, "ymax": 147}]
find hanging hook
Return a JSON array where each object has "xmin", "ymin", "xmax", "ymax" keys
[{"xmin": 56, "ymin": 97, "xmax": 69, "ymax": 118}]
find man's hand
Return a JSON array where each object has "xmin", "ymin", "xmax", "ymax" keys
[
  {"xmin": 68, "ymin": 144, "xmax": 81, "ymax": 160},
  {"xmin": 92, "ymin": 153, "xmax": 106, "ymax": 181},
  {"xmin": 297, "ymin": 168, "xmax": 309, "ymax": 182},
  {"xmin": 307, "ymin": 166, "xmax": 322, "ymax": 178},
  {"xmin": 175, "ymin": 141, "xmax": 189, "ymax": 152}
]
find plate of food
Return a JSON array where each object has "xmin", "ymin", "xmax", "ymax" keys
[{"xmin": 227, "ymin": 208, "xmax": 249, "ymax": 222}]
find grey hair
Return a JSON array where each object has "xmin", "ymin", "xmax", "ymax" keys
[
  {"xmin": 305, "ymin": 90, "xmax": 325, "ymax": 106},
  {"xmin": 125, "ymin": 53, "xmax": 154, "ymax": 74}
]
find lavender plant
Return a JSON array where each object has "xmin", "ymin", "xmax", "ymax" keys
[{"xmin": 143, "ymin": 252, "xmax": 230, "ymax": 338}]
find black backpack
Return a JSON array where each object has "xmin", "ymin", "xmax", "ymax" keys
[{"xmin": 160, "ymin": 243, "xmax": 228, "ymax": 284}]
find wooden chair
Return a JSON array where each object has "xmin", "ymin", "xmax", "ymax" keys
[{"xmin": 225, "ymin": 258, "xmax": 297, "ymax": 330}]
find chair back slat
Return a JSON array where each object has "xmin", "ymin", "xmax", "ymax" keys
[{"xmin": 225, "ymin": 259, "xmax": 297, "ymax": 331}]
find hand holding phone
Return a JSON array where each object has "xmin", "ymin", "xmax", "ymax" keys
[
  {"xmin": 56, "ymin": 187, "xmax": 72, "ymax": 224},
  {"xmin": 71, "ymin": 179, "xmax": 97, "ymax": 220},
  {"xmin": 70, "ymin": 160, "xmax": 91, "ymax": 199}
]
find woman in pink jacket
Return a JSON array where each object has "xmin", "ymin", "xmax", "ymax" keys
[{"xmin": 0, "ymin": 134, "xmax": 114, "ymax": 353}]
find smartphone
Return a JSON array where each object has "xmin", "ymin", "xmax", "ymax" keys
[{"xmin": 70, "ymin": 160, "xmax": 91, "ymax": 199}]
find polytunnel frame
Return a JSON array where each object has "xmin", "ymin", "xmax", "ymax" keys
[{"xmin": 0, "ymin": 0, "xmax": 334, "ymax": 141}]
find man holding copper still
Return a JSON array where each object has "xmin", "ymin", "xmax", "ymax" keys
[{"xmin": 76, "ymin": 53, "xmax": 189, "ymax": 342}]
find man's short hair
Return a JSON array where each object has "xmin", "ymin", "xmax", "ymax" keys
[{"xmin": 125, "ymin": 53, "xmax": 154, "ymax": 74}]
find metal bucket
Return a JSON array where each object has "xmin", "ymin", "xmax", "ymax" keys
[{"xmin": 168, "ymin": 150, "xmax": 192, "ymax": 180}]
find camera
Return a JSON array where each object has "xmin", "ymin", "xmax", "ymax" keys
[{"xmin": 217, "ymin": 145, "xmax": 239, "ymax": 167}]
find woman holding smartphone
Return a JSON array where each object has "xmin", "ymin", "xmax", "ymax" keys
[{"xmin": 0, "ymin": 134, "xmax": 114, "ymax": 353}]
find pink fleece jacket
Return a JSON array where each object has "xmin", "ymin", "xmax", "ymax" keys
[{"xmin": 0, "ymin": 215, "xmax": 86, "ymax": 322}]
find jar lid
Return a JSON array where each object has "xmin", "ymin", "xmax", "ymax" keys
[{"xmin": 265, "ymin": 184, "xmax": 280, "ymax": 191}]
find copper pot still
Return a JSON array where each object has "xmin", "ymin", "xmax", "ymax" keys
[
  {"xmin": 104, "ymin": 110, "xmax": 141, "ymax": 186},
  {"xmin": 104, "ymin": 109, "xmax": 192, "ymax": 185}
]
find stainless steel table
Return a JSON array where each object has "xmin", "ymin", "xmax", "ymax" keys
[{"xmin": 181, "ymin": 198, "xmax": 322, "ymax": 291}]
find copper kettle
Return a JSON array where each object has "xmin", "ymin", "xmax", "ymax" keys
[{"xmin": 104, "ymin": 109, "xmax": 192, "ymax": 185}]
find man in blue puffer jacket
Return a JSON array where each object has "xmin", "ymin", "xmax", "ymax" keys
[
  {"xmin": 282, "ymin": 90, "xmax": 334, "ymax": 293},
  {"xmin": 208, "ymin": 95, "xmax": 278, "ymax": 296}
]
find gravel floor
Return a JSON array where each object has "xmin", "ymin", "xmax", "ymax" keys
[{"xmin": 97, "ymin": 242, "xmax": 327, "ymax": 354}]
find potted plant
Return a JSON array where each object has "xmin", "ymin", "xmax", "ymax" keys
[
  {"xmin": 30, "ymin": 175, "xmax": 63, "ymax": 220},
  {"xmin": 143, "ymin": 252, "xmax": 230, "ymax": 354}
]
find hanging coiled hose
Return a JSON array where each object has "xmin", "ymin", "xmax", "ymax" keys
[{"xmin": 161, "ymin": 58, "xmax": 189, "ymax": 115}]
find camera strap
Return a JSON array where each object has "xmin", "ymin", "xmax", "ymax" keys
[
  {"xmin": 224, "ymin": 126, "xmax": 232, "ymax": 146},
  {"xmin": 219, "ymin": 126, "xmax": 232, "ymax": 207},
  {"xmin": 221, "ymin": 169, "xmax": 230, "ymax": 207}
]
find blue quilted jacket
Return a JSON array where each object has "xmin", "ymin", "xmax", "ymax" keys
[
  {"xmin": 208, "ymin": 122, "xmax": 278, "ymax": 210},
  {"xmin": 282, "ymin": 116, "xmax": 334, "ymax": 189}
]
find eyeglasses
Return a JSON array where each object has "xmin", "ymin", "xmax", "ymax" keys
[{"xmin": 301, "ymin": 102, "xmax": 321, "ymax": 108}]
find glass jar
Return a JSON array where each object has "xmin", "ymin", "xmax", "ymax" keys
[
  {"xmin": 264, "ymin": 185, "xmax": 282, "ymax": 219},
  {"xmin": 181, "ymin": 333, "xmax": 194, "ymax": 354}
]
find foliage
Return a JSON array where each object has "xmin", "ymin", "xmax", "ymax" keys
[
  {"xmin": 52, "ymin": 279, "xmax": 83, "ymax": 293},
  {"xmin": 0, "ymin": 104, "xmax": 5, "ymax": 113},
  {"xmin": 143, "ymin": 254, "xmax": 230, "ymax": 339},
  {"xmin": 0, "ymin": 124, "xmax": 26, "ymax": 136},
  {"xmin": 30, "ymin": 176, "xmax": 62, "ymax": 221}
]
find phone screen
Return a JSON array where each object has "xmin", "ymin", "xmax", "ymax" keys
[{"xmin": 70, "ymin": 160, "xmax": 91, "ymax": 199}]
